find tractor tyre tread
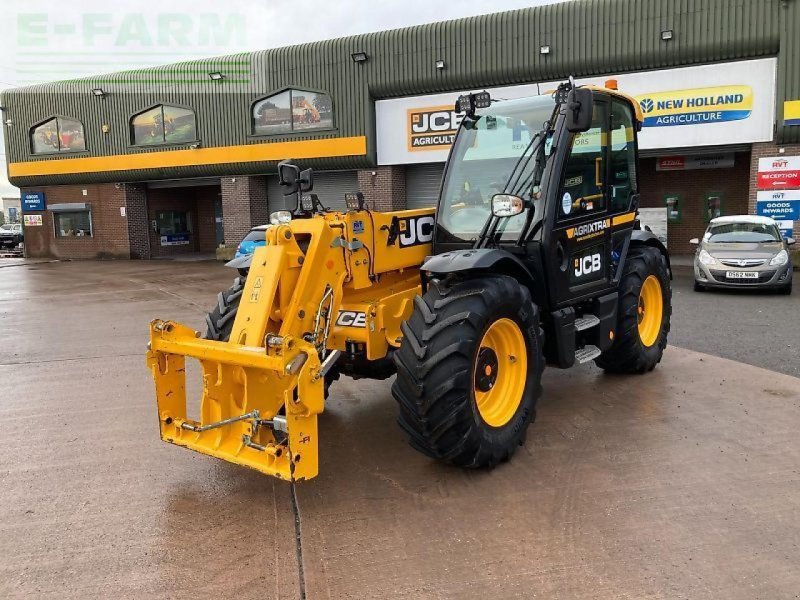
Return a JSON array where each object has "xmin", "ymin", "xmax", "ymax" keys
[
  {"xmin": 595, "ymin": 247, "xmax": 671, "ymax": 374},
  {"xmin": 392, "ymin": 275, "xmax": 543, "ymax": 469}
]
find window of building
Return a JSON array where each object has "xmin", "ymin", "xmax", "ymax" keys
[
  {"xmin": 131, "ymin": 105, "xmax": 197, "ymax": 146},
  {"xmin": 54, "ymin": 211, "xmax": 92, "ymax": 237},
  {"xmin": 31, "ymin": 117, "xmax": 86, "ymax": 154},
  {"xmin": 252, "ymin": 89, "xmax": 333, "ymax": 135}
]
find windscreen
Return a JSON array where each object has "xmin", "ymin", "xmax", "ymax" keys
[
  {"xmin": 437, "ymin": 95, "xmax": 557, "ymax": 243},
  {"xmin": 705, "ymin": 222, "xmax": 781, "ymax": 243},
  {"xmin": 242, "ymin": 230, "xmax": 267, "ymax": 243}
]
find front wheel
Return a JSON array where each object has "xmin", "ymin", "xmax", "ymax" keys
[
  {"xmin": 392, "ymin": 275, "xmax": 543, "ymax": 468},
  {"xmin": 596, "ymin": 247, "xmax": 672, "ymax": 374}
]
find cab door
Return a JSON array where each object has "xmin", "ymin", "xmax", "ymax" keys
[
  {"xmin": 544, "ymin": 96, "xmax": 640, "ymax": 308},
  {"xmin": 545, "ymin": 97, "xmax": 614, "ymax": 307}
]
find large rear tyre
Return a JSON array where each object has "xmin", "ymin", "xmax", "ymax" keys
[
  {"xmin": 392, "ymin": 275, "xmax": 543, "ymax": 468},
  {"xmin": 596, "ymin": 247, "xmax": 671, "ymax": 374},
  {"xmin": 204, "ymin": 277, "xmax": 340, "ymax": 395}
]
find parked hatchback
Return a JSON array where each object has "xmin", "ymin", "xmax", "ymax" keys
[
  {"xmin": 0, "ymin": 223, "xmax": 23, "ymax": 249},
  {"xmin": 691, "ymin": 216, "xmax": 794, "ymax": 294}
]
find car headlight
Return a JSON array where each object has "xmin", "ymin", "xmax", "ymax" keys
[
  {"xmin": 770, "ymin": 249, "xmax": 789, "ymax": 266},
  {"xmin": 698, "ymin": 249, "xmax": 716, "ymax": 266}
]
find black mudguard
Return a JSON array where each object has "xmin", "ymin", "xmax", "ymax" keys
[
  {"xmin": 225, "ymin": 255, "xmax": 252, "ymax": 270},
  {"xmin": 422, "ymin": 248, "xmax": 536, "ymax": 289},
  {"xmin": 631, "ymin": 229, "xmax": 672, "ymax": 279}
]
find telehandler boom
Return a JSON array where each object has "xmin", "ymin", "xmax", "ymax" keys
[{"xmin": 147, "ymin": 79, "xmax": 671, "ymax": 481}]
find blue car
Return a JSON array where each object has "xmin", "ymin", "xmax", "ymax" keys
[
  {"xmin": 235, "ymin": 225, "xmax": 269, "ymax": 259},
  {"xmin": 229, "ymin": 225, "xmax": 270, "ymax": 275}
]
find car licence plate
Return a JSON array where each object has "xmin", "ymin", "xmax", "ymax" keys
[{"xmin": 726, "ymin": 271, "xmax": 759, "ymax": 279}]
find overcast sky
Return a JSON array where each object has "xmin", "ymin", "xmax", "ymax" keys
[{"xmin": 0, "ymin": 0, "xmax": 566, "ymax": 197}]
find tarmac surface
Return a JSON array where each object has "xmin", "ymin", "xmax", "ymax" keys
[{"xmin": 1, "ymin": 259, "xmax": 799, "ymax": 599}]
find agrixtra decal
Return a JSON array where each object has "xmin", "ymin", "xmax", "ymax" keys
[{"xmin": 636, "ymin": 85, "xmax": 753, "ymax": 128}]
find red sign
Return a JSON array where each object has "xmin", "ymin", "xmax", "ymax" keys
[
  {"xmin": 757, "ymin": 170, "xmax": 800, "ymax": 189},
  {"xmin": 657, "ymin": 157, "xmax": 685, "ymax": 171},
  {"xmin": 757, "ymin": 156, "xmax": 800, "ymax": 190}
]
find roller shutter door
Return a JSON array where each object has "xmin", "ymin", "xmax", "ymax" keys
[
  {"xmin": 406, "ymin": 163, "xmax": 445, "ymax": 209},
  {"xmin": 267, "ymin": 171, "xmax": 358, "ymax": 212}
]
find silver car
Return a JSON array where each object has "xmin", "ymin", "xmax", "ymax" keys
[{"xmin": 691, "ymin": 216, "xmax": 794, "ymax": 294}]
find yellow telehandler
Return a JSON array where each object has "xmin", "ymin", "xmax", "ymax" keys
[{"xmin": 147, "ymin": 80, "xmax": 672, "ymax": 481}]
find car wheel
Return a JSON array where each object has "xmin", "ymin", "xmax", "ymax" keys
[
  {"xmin": 693, "ymin": 281, "xmax": 705, "ymax": 292},
  {"xmin": 777, "ymin": 282, "xmax": 792, "ymax": 295}
]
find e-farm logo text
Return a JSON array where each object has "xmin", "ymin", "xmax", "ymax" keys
[
  {"xmin": 636, "ymin": 85, "xmax": 753, "ymax": 127},
  {"xmin": 407, "ymin": 105, "xmax": 464, "ymax": 152},
  {"xmin": 15, "ymin": 12, "xmax": 249, "ymax": 85}
]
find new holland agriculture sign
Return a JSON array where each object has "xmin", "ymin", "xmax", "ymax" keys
[
  {"xmin": 376, "ymin": 58, "xmax": 776, "ymax": 165},
  {"xmin": 636, "ymin": 86, "xmax": 753, "ymax": 128}
]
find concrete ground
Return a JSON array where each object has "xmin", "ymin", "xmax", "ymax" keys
[{"xmin": 1, "ymin": 259, "xmax": 799, "ymax": 599}]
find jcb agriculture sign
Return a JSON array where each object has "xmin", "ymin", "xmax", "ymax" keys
[{"xmin": 407, "ymin": 105, "xmax": 463, "ymax": 152}]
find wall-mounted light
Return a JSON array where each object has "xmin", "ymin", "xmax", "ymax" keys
[
  {"xmin": 4, "ymin": 119, "xmax": 12, "ymax": 126},
  {"xmin": 189, "ymin": 142, "xmax": 202, "ymax": 149},
  {"xmin": 101, "ymin": 124, "xmax": 110, "ymax": 134},
  {"xmin": 540, "ymin": 45, "xmax": 551, "ymax": 55},
  {"xmin": 209, "ymin": 72, "xmax": 225, "ymax": 81},
  {"xmin": 351, "ymin": 51, "xmax": 368, "ymax": 64},
  {"xmin": 91, "ymin": 88, "xmax": 106, "ymax": 98},
  {"xmin": 435, "ymin": 59, "xmax": 446, "ymax": 70},
  {"xmin": 661, "ymin": 29, "xmax": 674, "ymax": 41}
]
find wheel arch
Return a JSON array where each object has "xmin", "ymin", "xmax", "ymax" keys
[
  {"xmin": 630, "ymin": 230, "xmax": 672, "ymax": 279},
  {"xmin": 422, "ymin": 248, "xmax": 537, "ymax": 294}
]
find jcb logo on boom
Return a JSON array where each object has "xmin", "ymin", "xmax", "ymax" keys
[
  {"xmin": 407, "ymin": 105, "xmax": 464, "ymax": 151},
  {"xmin": 336, "ymin": 311, "xmax": 367, "ymax": 328},
  {"xmin": 574, "ymin": 253, "xmax": 602, "ymax": 278},
  {"xmin": 398, "ymin": 215, "xmax": 435, "ymax": 248}
]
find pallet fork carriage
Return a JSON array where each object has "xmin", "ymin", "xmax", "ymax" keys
[{"xmin": 148, "ymin": 80, "xmax": 672, "ymax": 482}]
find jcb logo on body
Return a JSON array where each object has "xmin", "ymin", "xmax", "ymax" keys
[
  {"xmin": 573, "ymin": 253, "xmax": 603, "ymax": 280},
  {"xmin": 398, "ymin": 215, "xmax": 435, "ymax": 248}
]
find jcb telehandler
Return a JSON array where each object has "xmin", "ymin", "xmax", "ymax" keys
[{"xmin": 147, "ymin": 79, "xmax": 671, "ymax": 482}]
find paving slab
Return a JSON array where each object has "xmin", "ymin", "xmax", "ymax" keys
[
  {"xmin": 0, "ymin": 261, "xmax": 299, "ymax": 599},
  {"xmin": 298, "ymin": 348, "xmax": 800, "ymax": 600},
  {"xmin": 1, "ymin": 261, "xmax": 799, "ymax": 599}
]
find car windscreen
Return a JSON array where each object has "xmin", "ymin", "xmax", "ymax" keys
[
  {"xmin": 705, "ymin": 222, "xmax": 782, "ymax": 243},
  {"xmin": 242, "ymin": 230, "xmax": 266, "ymax": 243}
]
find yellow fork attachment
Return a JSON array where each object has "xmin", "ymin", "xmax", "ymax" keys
[
  {"xmin": 146, "ymin": 321, "xmax": 327, "ymax": 481},
  {"xmin": 146, "ymin": 219, "xmax": 347, "ymax": 481}
]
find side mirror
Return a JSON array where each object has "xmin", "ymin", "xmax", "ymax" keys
[
  {"xmin": 565, "ymin": 88, "xmax": 593, "ymax": 133},
  {"xmin": 278, "ymin": 160, "xmax": 301, "ymax": 195},
  {"xmin": 492, "ymin": 194, "xmax": 525, "ymax": 218},
  {"xmin": 786, "ymin": 237, "xmax": 796, "ymax": 246},
  {"xmin": 689, "ymin": 238, "xmax": 700, "ymax": 245},
  {"xmin": 299, "ymin": 168, "xmax": 314, "ymax": 193}
]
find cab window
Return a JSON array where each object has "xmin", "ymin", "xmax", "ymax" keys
[
  {"xmin": 558, "ymin": 102, "xmax": 608, "ymax": 221},
  {"xmin": 610, "ymin": 100, "xmax": 637, "ymax": 212}
]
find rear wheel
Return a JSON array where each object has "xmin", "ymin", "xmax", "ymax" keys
[
  {"xmin": 392, "ymin": 275, "xmax": 543, "ymax": 468},
  {"xmin": 596, "ymin": 247, "xmax": 671, "ymax": 374}
]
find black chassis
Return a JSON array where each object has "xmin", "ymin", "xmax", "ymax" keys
[{"xmin": 422, "ymin": 92, "xmax": 670, "ymax": 369}]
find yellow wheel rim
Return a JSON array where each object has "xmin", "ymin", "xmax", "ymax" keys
[
  {"xmin": 474, "ymin": 318, "xmax": 528, "ymax": 428},
  {"xmin": 637, "ymin": 275, "xmax": 663, "ymax": 348}
]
